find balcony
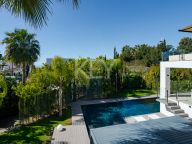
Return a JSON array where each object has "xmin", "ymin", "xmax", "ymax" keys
[{"xmin": 162, "ymin": 51, "xmax": 192, "ymax": 61}]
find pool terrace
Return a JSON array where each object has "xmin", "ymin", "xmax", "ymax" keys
[
  {"xmin": 51, "ymin": 96, "xmax": 167, "ymax": 144},
  {"xmin": 51, "ymin": 95, "xmax": 192, "ymax": 144}
]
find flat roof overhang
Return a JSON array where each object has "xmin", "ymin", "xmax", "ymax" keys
[
  {"xmin": 160, "ymin": 60, "xmax": 192, "ymax": 69},
  {"xmin": 179, "ymin": 25, "xmax": 192, "ymax": 33}
]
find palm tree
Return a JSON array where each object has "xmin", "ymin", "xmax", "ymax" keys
[
  {"xmin": 2, "ymin": 29, "xmax": 40, "ymax": 84},
  {"xmin": 51, "ymin": 56, "xmax": 70, "ymax": 117},
  {"xmin": 0, "ymin": 0, "xmax": 79, "ymax": 28}
]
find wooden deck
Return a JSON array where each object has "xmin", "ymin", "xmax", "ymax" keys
[
  {"xmin": 51, "ymin": 125, "xmax": 90, "ymax": 144},
  {"xmin": 91, "ymin": 116, "xmax": 192, "ymax": 144}
]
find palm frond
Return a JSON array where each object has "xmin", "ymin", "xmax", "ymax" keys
[
  {"xmin": 0, "ymin": 0, "xmax": 51, "ymax": 28},
  {"xmin": 57, "ymin": 0, "xmax": 79, "ymax": 9},
  {"xmin": 0, "ymin": 0, "xmax": 79, "ymax": 28}
]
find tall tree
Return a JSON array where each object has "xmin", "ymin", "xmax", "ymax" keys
[
  {"xmin": 178, "ymin": 37, "xmax": 192, "ymax": 53},
  {"xmin": 120, "ymin": 45, "xmax": 135, "ymax": 62},
  {"xmin": 113, "ymin": 47, "xmax": 119, "ymax": 59},
  {"xmin": 0, "ymin": 0, "xmax": 79, "ymax": 28},
  {"xmin": 51, "ymin": 56, "xmax": 72, "ymax": 116},
  {"xmin": 157, "ymin": 39, "xmax": 167, "ymax": 52},
  {"xmin": 2, "ymin": 29, "xmax": 40, "ymax": 84}
]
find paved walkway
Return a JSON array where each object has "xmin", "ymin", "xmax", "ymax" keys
[
  {"xmin": 52, "ymin": 96, "xmax": 158, "ymax": 144},
  {"xmin": 0, "ymin": 128, "xmax": 7, "ymax": 133}
]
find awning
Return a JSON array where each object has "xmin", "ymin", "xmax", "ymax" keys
[{"xmin": 179, "ymin": 25, "xmax": 192, "ymax": 33}]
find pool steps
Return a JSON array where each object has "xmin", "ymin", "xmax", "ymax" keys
[{"xmin": 166, "ymin": 101, "xmax": 192, "ymax": 120}]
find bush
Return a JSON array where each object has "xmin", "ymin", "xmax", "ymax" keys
[
  {"xmin": 143, "ymin": 65, "xmax": 160, "ymax": 90},
  {"xmin": 0, "ymin": 77, "xmax": 18, "ymax": 118},
  {"xmin": 127, "ymin": 73, "xmax": 146, "ymax": 90}
]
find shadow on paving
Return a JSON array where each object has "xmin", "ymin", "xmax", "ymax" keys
[
  {"xmin": 91, "ymin": 116, "xmax": 192, "ymax": 144},
  {"xmin": 112, "ymin": 125, "xmax": 192, "ymax": 144}
]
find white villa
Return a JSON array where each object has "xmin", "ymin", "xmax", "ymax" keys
[
  {"xmin": 159, "ymin": 25, "xmax": 192, "ymax": 119},
  {"xmin": 159, "ymin": 53, "xmax": 192, "ymax": 119}
]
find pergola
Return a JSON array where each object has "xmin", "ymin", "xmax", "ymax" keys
[{"xmin": 179, "ymin": 25, "xmax": 192, "ymax": 33}]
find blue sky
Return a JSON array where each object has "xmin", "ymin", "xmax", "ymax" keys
[{"xmin": 0, "ymin": 0, "xmax": 192, "ymax": 66}]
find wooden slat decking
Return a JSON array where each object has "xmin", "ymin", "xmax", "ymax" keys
[
  {"xmin": 51, "ymin": 125, "xmax": 90, "ymax": 144},
  {"xmin": 91, "ymin": 116, "xmax": 192, "ymax": 144}
]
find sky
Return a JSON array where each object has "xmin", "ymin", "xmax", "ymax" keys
[{"xmin": 0, "ymin": 0, "xmax": 192, "ymax": 66}]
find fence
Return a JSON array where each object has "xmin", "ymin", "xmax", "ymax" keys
[{"xmin": 171, "ymin": 80, "xmax": 192, "ymax": 96}]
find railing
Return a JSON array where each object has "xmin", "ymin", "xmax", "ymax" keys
[
  {"xmin": 170, "ymin": 80, "xmax": 192, "ymax": 106},
  {"xmin": 161, "ymin": 50, "xmax": 192, "ymax": 62},
  {"xmin": 166, "ymin": 90, "xmax": 169, "ymax": 104}
]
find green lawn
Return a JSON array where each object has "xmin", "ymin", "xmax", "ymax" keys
[
  {"xmin": 118, "ymin": 89, "xmax": 157, "ymax": 97},
  {"xmin": 0, "ymin": 109, "xmax": 72, "ymax": 144}
]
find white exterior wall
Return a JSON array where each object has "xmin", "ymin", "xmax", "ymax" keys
[{"xmin": 160, "ymin": 63, "xmax": 170, "ymax": 99}]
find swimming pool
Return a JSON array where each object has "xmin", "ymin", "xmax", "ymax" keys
[{"xmin": 82, "ymin": 98, "xmax": 160, "ymax": 129}]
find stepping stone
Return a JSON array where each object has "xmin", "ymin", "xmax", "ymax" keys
[
  {"xmin": 148, "ymin": 114, "xmax": 160, "ymax": 119},
  {"xmin": 134, "ymin": 116, "xmax": 146, "ymax": 122}
]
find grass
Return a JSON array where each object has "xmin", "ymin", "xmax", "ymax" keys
[
  {"xmin": 0, "ymin": 108, "xmax": 72, "ymax": 144},
  {"xmin": 118, "ymin": 89, "xmax": 157, "ymax": 98}
]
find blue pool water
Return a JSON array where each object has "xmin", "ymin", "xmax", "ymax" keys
[{"xmin": 82, "ymin": 98, "xmax": 160, "ymax": 129}]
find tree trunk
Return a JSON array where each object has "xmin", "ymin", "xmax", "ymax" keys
[
  {"xmin": 11, "ymin": 62, "xmax": 14, "ymax": 76},
  {"xmin": 22, "ymin": 63, "xmax": 26, "ymax": 84},
  {"xmin": 59, "ymin": 77, "xmax": 64, "ymax": 117},
  {"xmin": 26, "ymin": 64, "xmax": 30, "ymax": 78},
  {"xmin": 59, "ymin": 87, "xmax": 63, "ymax": 117}
]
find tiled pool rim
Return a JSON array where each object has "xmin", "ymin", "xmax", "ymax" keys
[
  {"xmin": 72, "ymin": 95, "xmax": 158, "ymax": 125},
  {"xmin": 81, "ymin": 97, "xmax": 160, "ymax": 129}
]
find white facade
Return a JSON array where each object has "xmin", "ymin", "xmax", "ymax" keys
[
  {"xmin": 0, "ymin": 61, "xmax": 22, "ymax": 74},
  {"xmin": 160, "ymin": 54, "xmax": 192, "ymax": 118},
  {"xmin": 46, "ymin": 58, "xmax": 74, "ymax": 65},
  {"xmin": 160, "ymin": 57, "xmax": 192, "ymax": 118}
]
